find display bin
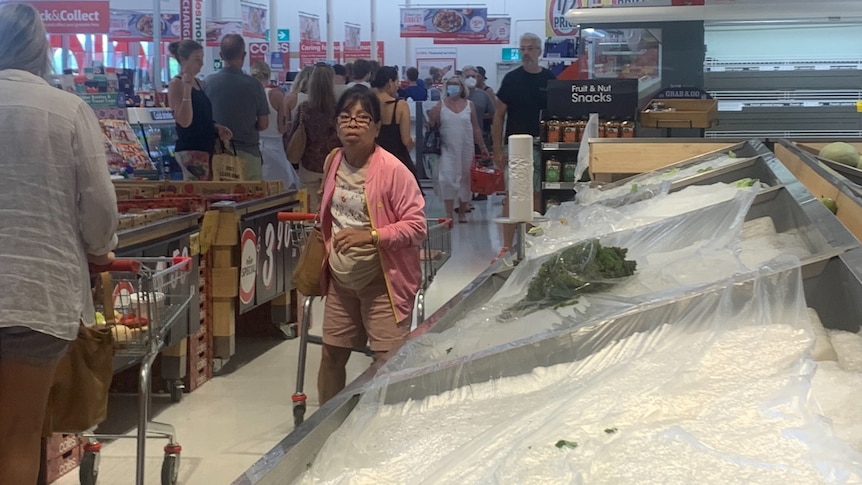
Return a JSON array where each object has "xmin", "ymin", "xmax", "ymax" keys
[
  {"xmin": 792, "ymin": 140, "xmax": 862, "ymax": 188},
  {"xmin": 773, "ymin": 139, "xmax": 862, "ymax": 243},
  {"xmin": 207, "ymin": 192, "xmax": 301, "ymax": 364},
  {"xmin": 588, "ymin": 138, "xmax": 741, "ymax": 183},
  {"xmin": 232, "ymin": 140, "xmax": 862, "ymax": 484},
  {"xmin": 639, "ymin": 98, "xmax": 719, "ymax": 129}
]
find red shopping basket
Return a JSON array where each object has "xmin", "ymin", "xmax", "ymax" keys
[{"xmin": 470, "ymin": 156, "xmax": 505, "ymax": 195}]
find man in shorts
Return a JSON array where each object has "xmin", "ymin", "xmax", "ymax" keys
[
  {"xmin": 205, "ymin": 34, "xmax": 270, "ymax": 180},
  {"xmin": 492, "ymin": 32, "xmax": 557, "ymax": 251}
]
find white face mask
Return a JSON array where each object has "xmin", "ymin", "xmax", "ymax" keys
[{"xmin": 464, "ymin": 77, "xmax": 477, "ymax": 88}]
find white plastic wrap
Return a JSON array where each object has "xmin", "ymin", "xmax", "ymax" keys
[
  {"xmin": 574, "ymin": 113, "xmax": 599, "ymax": 182},
  {"xmin": 299, "ymin": 261, "xmax": 862, "ymax": 484}
]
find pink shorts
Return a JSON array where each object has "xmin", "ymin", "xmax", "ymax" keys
[{"xmin": 323, "ymin": 277, "xmax": 412, "ymax": 353}]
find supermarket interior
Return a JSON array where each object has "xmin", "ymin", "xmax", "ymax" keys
[{"xmin": 4, "ymin": 0, "xmax": 862, "ymax": 484}]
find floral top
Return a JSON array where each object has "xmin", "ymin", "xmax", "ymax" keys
[{"xmin": 295, "ymin": 102, "xmax": 341, "ymax": 173}]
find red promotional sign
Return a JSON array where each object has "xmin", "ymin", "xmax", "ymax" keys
[
  {"xmin": 249, "ymin": 42, "xmax": 290, "ymax": 70},
  {"xmin": 32, "ymin": 1, "xmax": 110, "ymax": 34},
  {"xmin": 180, "ymin": 0, "xmax": 192, "ymax": 39},
  {"xmin": 299, "ymin": 41, "xmax": 341, "ymax": 67},
  {"xmin": 342, "ymin": 41, "xmax": 384, "ymax": 64},
  {"xmin": 434, "ymin": 16, "xmax": 510, "ymax": 45}
]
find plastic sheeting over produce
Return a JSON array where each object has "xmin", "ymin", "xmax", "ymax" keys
[{"xmin": 299, "ymin": 262, "xmax": 862, "ymax": 484}]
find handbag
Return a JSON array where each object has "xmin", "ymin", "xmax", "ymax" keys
[
  {"xmin": 212, "ymin": 140, "xmax": 247, "ymax": 181},
  {"xmin": 286, "ymin": 105, "xmax": 307, "ymax": 163},
  {"xmin": 290, "ymin": 149, "xmax": 339, "ymax": 296},
  {"xmin": 470, "ymin": 155, "xmax": 506, "ymax": 195},
  {"xmin": 422, "ymin": 126, "xmax": 441, "ymax": 155}
]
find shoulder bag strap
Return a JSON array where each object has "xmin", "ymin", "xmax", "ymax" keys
[{"xmin": 315, "ymin": 148, "xmax": 342, "ymax": 213}]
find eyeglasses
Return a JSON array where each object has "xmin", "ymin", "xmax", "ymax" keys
[
  {"xmin": 519, "ymin": 46, "xmax": 541, "ymax": 52},
  {"xmin": 464, "ymin": 74, "xmax": 477, "ymax": 79},
  {"xmin": 337, "ymin": 113, "xmax": 374, "ymax": 126}
]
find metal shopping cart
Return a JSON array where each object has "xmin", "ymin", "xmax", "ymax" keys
[
  {"xmin": 280, "ymin": 214, "xmax": 453, "ymax": 426},
  {"xmin": 79, "ymin": 257, "xmax": 194, "ymax": 485}
]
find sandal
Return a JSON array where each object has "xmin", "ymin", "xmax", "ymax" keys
[{"xmin": 458, "ymin": 215, "xmax": 468, "ymax": 224}]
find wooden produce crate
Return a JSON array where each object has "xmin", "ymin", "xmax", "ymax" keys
[
  {"xmin": 640, "ymin": 99, "xmax": 718, "ymax": 129},
  {"xmin": 588, "ymin": 138, "xmax": 737, "ymax": 183}
]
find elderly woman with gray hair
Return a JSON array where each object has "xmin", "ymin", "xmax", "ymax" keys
[
  {"xmin": 0, "ymin": 3, "xmax": 118, "ymax": 483},
  {"xmin": 427, "ymin": 75, "xmax": 489, "ymax": 223}
]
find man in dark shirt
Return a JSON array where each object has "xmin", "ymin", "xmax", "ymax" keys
[
  {"xmin": 492, "ymin": 32, "xmax": 556, "ymax": 250},
  {"xmin": 204, "ymin": 34, "xmax": 269, "ymax": 180}
]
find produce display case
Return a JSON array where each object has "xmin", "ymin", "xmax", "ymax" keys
[
  {"xmin": 127, "ymin": 107, "xmax": 182, "ymax": 180},
  {"xmin": 232, "ymin": 140, "xmax": 862, "ymax": 484},
  {"xmin": 639, "ymin": 98, "xmax": 719, "ymax": 129},
  {"xmin": 588, "ymin": 137, "xmax": 740, "ymax": 183}
]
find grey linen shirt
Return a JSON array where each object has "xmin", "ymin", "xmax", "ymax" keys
[{"xmin": 204, "ymin": 66, "xmax": 270, "ymax": 156}]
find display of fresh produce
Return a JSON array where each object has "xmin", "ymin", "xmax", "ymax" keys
[
  {"xmin": 504, "ymin": 240, "xmax": 637, "ymax": 317},
  {"xmin": 819, "ymin": 142, "xmax": 861, "ymax": 168},
  {"xmin": 734, "ymin": 177, "xmax": 759, "ymax": 188}
]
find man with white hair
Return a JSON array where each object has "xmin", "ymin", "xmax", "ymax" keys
[{"xmin": 492, "ymin": 32, "xmax": 556, "ymax": 251}]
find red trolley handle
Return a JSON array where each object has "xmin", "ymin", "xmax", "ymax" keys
[
  {"xmin": 89, "ymin": 259, "xmax": 141, "ymax": 274},
  {"xmin": 278, "ymin": 212, "xmax": 317, "ymax": 222},
  {"xmin": 436, "ymin": 218, "xmax": 454, "ymax": 230},
  {"xmin": 173, "ymin": 256, "xmax": 193, "ymax": 271}
]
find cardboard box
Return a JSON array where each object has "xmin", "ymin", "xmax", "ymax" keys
[
  {"xmin": 213, "ymin": 212, "xmax": 240, "ymax": 246},
  {"xmin": 39, "ymin": 445, "xmax": 82, "ymax": 485},
  {"xmin": 212, "ymin": 246, "xmax": 234, "ymax": 268},
  {"xmin": 43, "ymin": 434, "xmax": 81, "ymax": 461},
  {"xmin": 640, "ymin": 99, "xmax": 718, "ymax": 129},
  {"xmin": 160, "ymin": 181, "xmax": 268, "ymax": 197},
  {"xmin": 211, "ymin": 268, "xmax": 239, "ymax": 298}
]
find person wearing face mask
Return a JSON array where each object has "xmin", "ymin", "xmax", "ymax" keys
[
  {"xmin": 427, "ymin": 76, "xmax": 489, "ymax": 223},
  {"xmin": 461, "ymin": 65, "xmax": 495, "ymax": 153}
]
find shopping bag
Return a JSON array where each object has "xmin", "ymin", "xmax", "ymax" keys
[
  {"xmin": 287, "ymin": 106, "xmax": 307, "ymax": 163},
  {"xmin": 43, "ymin": 322, "xmax": 115, "ymax": 435},
  {"xmin": 290, "ymin": 226, "xmax": 326, "ymax": 296},
  {"xmin": 470, "ymin": 156, "xmax": 506, "ymax": 195},
  {"xmin": 422, "ymin": 126, "xmax": 442, "ymax": 155},
  {"xmin": 212, "ymin": 140, "xmax": 246, "ymax": 181}
]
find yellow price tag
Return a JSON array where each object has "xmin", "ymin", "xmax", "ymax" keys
[{"xmin": 857, "ymin": 101, "xmax": 862, "ymax": 113}]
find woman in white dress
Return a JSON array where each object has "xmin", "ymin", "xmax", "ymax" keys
[
  {"xmin": 251, "ymin": 62, "xmax": 299, "ymax": 190},
  {"xmin": 427, "ymin": 76, "xmax": 488, "ymax": 222}
]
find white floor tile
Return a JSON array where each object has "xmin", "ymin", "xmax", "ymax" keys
[{"xmin": 55, "ymin": 194, "xmax": 503, "ymax": 485}]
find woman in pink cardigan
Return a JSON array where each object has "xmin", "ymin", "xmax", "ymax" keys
[{"xmin": 317, "ymin": 86, "xmax": 426, "ymax": 404}]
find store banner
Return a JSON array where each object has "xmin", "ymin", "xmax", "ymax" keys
[
  {"xmin": 28, "ymin": 1, "xmax": 110, "ymax": 34},
  {"xmin": 342, "ymin": 41, "xmax": 384, "ymax": 64},
  {"xmin": 249, "ymin": 41, "xmax": 289, "ymax": 70},
  {"xmin": 179, "ymin": 0, "xmax": 205, "ymax": 43},
  {"xmin": 434, "ymin": 16, "xmax": 510, "ymax": 45},
  {"xmin": 299, "ymin": 12, "xmax": 321, "ymax": 42},
  {"xmin": 344, "ymin": 23, "xmax": 361, "ymax": 49},
  {"xmin": 400, "ymin": 8, "xmax": 488, "ymax": 39},
  {"xmin": 109, "ymin": 11, "xmax": 181, "ymax": 42},
  {"xmin": 546, "ymin": 0, "xmax": 705, "ymax": 36},
  {"xmin": 415, "ymin": 47, "xmax": 457, "ymax": 85},
  {"xmin": 206, "ymin": 20, "xmax": 242, "ymax": 47},
  {"xmin": 546, "ymin": 79, "xmax": 639, "ymax": 120},
  {"xmin": 299, "ymin": 41, "xmax": 341, "ymax": 67},
  {"xmin": 241, "ymin": 2, "xmax": 267, "ymax": 40}
]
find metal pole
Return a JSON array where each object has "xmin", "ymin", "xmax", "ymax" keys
[
  {"xmin": 153, "ymin": 0, "xmax": 162, "ymax": 91},
  {"xmin": 61, "ymin": 35, "xmax": 70, "ymax": 71},
  {"xmin": 326, "ymin": 0, "xmax": 334, "ymax": 61},
  {"xmin": 404, "ymin": 0, "xmax": 411, "ymax": 69},
  {"xmin": 370, "ymin": 0, "xmax": 378, "ymax": 61}
]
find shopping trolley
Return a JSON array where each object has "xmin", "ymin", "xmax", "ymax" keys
[
  {"xmin": 79, "ymin": 257, "xmax": 194, "ymax": 485},
  {"xmin": 280, "ymin": 214, "xmax": 454, "ymax": 426}
]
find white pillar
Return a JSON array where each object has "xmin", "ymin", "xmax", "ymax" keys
[
  {"xmin": 61, "ymin": 35, "xmax": 70, "ymax": 71},
  {"xmin": 153, "ymin": 0, "xmax": 162, "ymax": 90},
  {"xmin": 269, "ymin": 0, "xmax": 278, "ymax": 54},
  {"xmin": 326, "ymin": 0, "xmax": 334, "ymax": 61},
  {"xmin": 370, "ymin": 0, "xmax": 377, "ymax": 61},
  {"xmin": 404, "ymin": 0, "xmax": 411, "ymax": 70}
]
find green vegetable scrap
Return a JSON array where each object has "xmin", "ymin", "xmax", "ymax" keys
[
  {"xmin": 696, "ymin": 166, "xmax": 714, "ymax": 174},
  {"xmin": 630, "ymin": 183, "xmax": 639, "ymax": 194},
  {"xmin": 604, "ymin": 427, "xmax": 619, "ymax": 434},
  {"xmin": 555, "ymin": 440, "xmax": 578, "ymax": 449},
  {"xmin": 665, "ymin": 168, "xmax": 680, "ymax": 177},
  {"xmin": 735, "ymin": 178, "xmax": 759, "ymax": 188},
  {"xmin": 504, "ymin": 240, "xmax": 637, "ymax": 317},
  {"xmin": 728, "ymin": 150, "xmax": 737, "ymax": 159}
]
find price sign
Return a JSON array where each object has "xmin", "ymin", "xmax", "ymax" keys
[{"xmin": 239, "ymin": 212, "xmax": 286, "ymax": 313}]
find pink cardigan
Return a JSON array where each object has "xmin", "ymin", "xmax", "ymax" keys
[{"xmin": 319, "ymin": 146, "xmax": 426, "ymax": 322}]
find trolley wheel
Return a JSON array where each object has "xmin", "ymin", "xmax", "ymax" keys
[
  {"xmin": 79, "ymin": 451, "xmax": 100, "ymax": 485},
  {"xmin": 161, "ymin": 453, "xmax": 181, "ymax": 485},
  {"xmin": 293, "ymin": 402, "xmax": 307, "ymax": 427},
  {"xmin": 170, "ymin": 380, "xmax": 185, "ymax": 403}
]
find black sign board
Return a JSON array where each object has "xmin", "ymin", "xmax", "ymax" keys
[
  {"xmin": 653, "ymin": 85, "xmax": 713, "ymax": 100},
  {"xmin": 546, "ymin": 79, "xmax": 639, "ymax": 120},
  {"xmin": 239, "ymin": 211, "xmax": 286, "ymax": 314}
]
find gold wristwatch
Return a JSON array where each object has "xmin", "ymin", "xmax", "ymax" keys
[{"xmin": 370, "ymin": 229, "xmax": 379, "ymax": 246}]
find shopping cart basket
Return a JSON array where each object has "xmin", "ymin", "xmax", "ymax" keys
[
  {"xmin": 80, "ymin": 257, "xmax": 194, "ymax": 485},
  {"xmin": 417, "ymin": 218, "xmax": 453, "ymax": 322}
]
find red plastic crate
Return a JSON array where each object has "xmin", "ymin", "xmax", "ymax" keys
[
  {"xmin": 39, "ymin": 444, "xmax": 82, "ymax": 485},
  {"xmin": 43, "ymin": 433, "xmax": 81, "ymax": 461}
]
